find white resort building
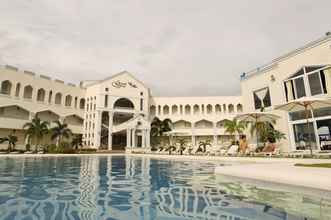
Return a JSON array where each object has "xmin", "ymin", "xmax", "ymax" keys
[
  {"xmin": 0, "ymin": 33, "xmax": 331, "ymax": 153},
  {"xmin": 0, "ymin": 67, "xmax": 242, "ymax": 151}
]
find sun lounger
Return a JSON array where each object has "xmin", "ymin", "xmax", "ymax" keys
[{"xmin": 226, "ymin": 145, "xmax": 239, "ymax": 156}]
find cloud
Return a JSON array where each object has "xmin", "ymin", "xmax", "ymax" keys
[{"xmin": 0, "ymin": 0, "xmax": 330, "ymax": 96}]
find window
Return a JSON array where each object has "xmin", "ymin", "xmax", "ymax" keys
[
  {"xmin": 140, "ymin": 98, "xmax": 143, "ymax": 111},
  {"xmin": 105, "ymin": 87, "xmax": 109, "ymax": 92},
  {"xmin": 104, "ymin": 95, "xmax": 108, "ymax": 107},
  {"xmin": 253, "ymin": 87, "xmax": 271, "ymax": 110},
  {"xmin": 308, "ymin": 72, "xmax": 322, "ymax": 95},
  {"xmin": 289, "ymin": 110, "xmax": 312, "ymax": 121},
  {"xmin": 294, "ymin": 77, "xmax": 306, "ymax": 98}
]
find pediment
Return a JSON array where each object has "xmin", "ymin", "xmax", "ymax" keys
[{"xmin": 101, "ymin": 71, "xmax": 149, "ymax": 91}]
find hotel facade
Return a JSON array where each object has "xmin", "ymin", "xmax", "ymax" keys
[
  {"xmin": 0, "ymin": 67, "xmax": 242, "ymax": 151},
  {"xmin": 0, "ymin": 33, "xmax": 330, "ymax": 152},
  {"xmin": 241, "ymin": 33, "xmax": 331, "ymax": 152}
]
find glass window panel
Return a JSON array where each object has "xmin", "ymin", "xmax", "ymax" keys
[
  {"xmin": 313, "ymin": 107, "xmax": 331, "ymax": 118},
  {"xmin": 317, "ymin": 119, "xmax": 331, "ymax": 150},
  {"xmin": 289, "ymin": 110, "xmax": 312, "ymax": 121},
  {"xmin": 305, "ymin": 65, "xmax": 325, "ymax": 73},
  {"xmin": 294, "ymin": 77, "xmax": 306, "ymax": 98},
  {"xmin": 253, "ymin": 93, "xmax": 262, "ymax": 110},
  {"xmin": 308, "ymin": 72, "xmax": 322, "ymax": 95},
  {"xmin": 263, "ymin": 89, "xmax": 271, "ymax": 107},
  {"xmin": 293, "ymin": 122, "xmax": 317, "ymax": 150}
]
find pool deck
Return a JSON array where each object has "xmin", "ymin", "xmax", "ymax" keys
[{"xmin": 1, "ymin": 153, "xmax": 331, "ymax": 191}]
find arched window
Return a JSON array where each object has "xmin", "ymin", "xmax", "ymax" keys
[
  {"xmin": 193, "ymin": 104, "xmax": 200, "ymax": 115},
  {"xmin": 37, "ymin": 88, "xmax": 46, "ymax": 102},
  {"xmin": 55, "ymin": 93, "xmax": 62, "ymax": 105},
  {"xmin": 228, "ymin": 104, "xmax": 234, "ymax": 113},
  {"xmin": 173, "ymin": 120, "xmax": 191, "ymax": 129},
  {"xmin": 114, "ymin": 98, "xmax": 134, "ymax": 109},
  {"xmin": 48, "ymin": 91, "xmax": 53, "ymax": 103},
  {"xmin": 215, "ymin": 104, "xmax": 222, "ymax": 114},
  {"xmin": 185, "ymin": 105, "xmax": 191, "ymax": 115},
  {"xmin": 171, "ymin": 105, "xmax": 178, "ymax": 115},
  {"xmin": 23, "ymin": 85, "xmax": 33, "ymax": 99},
  {"xmin": 80, "ymin": 98, "xmax": 85, "ymax": 109},
  {"xmin": 158, "ymin": 105, "xmax": 161, "ymax": 115},
  {"xmin": 1, "ymin": 80, "xmax": 12, "ymax": 95},
  {"xmin": 206, "ymin": 104, "xmax": 213, "ymax": 114},
  {"xmin": 15, "ymin": 83, "xmax": 21, "ymax": 97},
  {"xmin": 237, "ymin": 104, "xmax": 243, "ymax": 113},
  {"xmin": 163, "ymin": 105, "xmax": 169, "ymax": 115},
  {"xmin": 74, "ymin": 97, "xmax": 78, "ymax": 108},
  {"xmin": 65, "ymin": 95, "xmax": 72, "ymax": 107},
  {"xmin": 150, "ymin": 105, "xmax": 156, "ymax": 115},
  {"xmin": 195, "ymin": 119, "xmax": 213, "ymax": 129}
]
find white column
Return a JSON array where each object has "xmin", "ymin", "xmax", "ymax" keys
[
  {"xmin": 126, "ymin": 129, "xmax": 131, "ymax": 148},
  {"xmin": 29, "ymin": 112, "xmax": 35, "ymax": 120},
  {"xmin": 132, "ymin": 129, "xmax": 136, "ymax": 148},
  {"xmin": 213, "ymin": 135, "xmax": 217, "ymax": 146},
  {"xmin": 191, "ymin": 123, "xmax": 195, "ymax": 146},
  {"xmin": 142, "ymin": 130, "xmax": 146, "ymax": 148},
  {"xmin": 146, "ymin": 129, "xmax": 151, "ymax": 149},
  {"xmin": 94, "ymin": 111, "xmax": 102, "ymax": 148},
  {"xmin": 108, "ymin": 112, "xmax": 113, "ymax": 150},
  {"xmin": 213, "ymin": 122, "xmax": 217, "ymax": 146}
]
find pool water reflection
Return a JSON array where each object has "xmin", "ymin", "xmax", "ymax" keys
[{"xmin": 0, "ymin": 156, "xmax": 330, "ymax": 220}]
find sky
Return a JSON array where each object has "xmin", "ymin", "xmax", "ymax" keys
[{"xmin": 0, "ymin": 0, "xmax": 330, "ymax": 96}]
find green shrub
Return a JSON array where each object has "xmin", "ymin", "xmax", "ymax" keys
[
  {"xmin": 79, "ymin": 148, "xmax": 97, "ymax": 153},
  {"xmin": 25, "ymin": 144, "xmax": 31, "ymax": 152},
  {"xmin": 45, "ymin": 144, "xmax": 57, "ymax": 153}
]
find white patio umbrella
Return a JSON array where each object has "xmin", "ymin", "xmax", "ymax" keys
[
  {"xmin": 235, "ymin": 112, "xmax": 280, "ymax": 148},
  {"xmin": 274, "ymin": 96, "xmax": 331, "ymax": 155}
]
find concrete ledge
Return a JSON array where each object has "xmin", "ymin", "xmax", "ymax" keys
[{"xmin": 215, "ymin": 162, "xmax": 331, "ymax": 191}]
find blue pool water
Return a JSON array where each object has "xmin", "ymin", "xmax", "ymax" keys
[{"xmin": 0, "ymin": 156, "xmax": 330, "ymax": 220}]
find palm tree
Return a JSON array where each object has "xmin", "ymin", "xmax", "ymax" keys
[
  {"xmin": 50, "ymin": 120, "xmax": 73, "ymax": 147},
  {"xmin": 71, "ymin": 134, "xmax": 83, "ymax": 150},
  {"xmin": 23, "ymin": 116, "xmax": 49, "ymax": 152},
  {"xmin": 23, "ymin": 116, "xmax": 49, "ymax": 151},
  {"xmin": 223, "ymin": 119, "xmax": 247, "ymax": 141},
  {"xmin": 0, "ymin": 134, "xmax": 18, "ymax": 152},
  {"xmin": 250, "ymin": 121, "xmax": 275, "ymax": 146},
  {"xmin": 151, "ymin": 117, "xmax": 172, "ymax": 147}
]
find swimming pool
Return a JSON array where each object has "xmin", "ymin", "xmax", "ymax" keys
[{"xmin": 0, "ymin": 155, "xmax": 330, "ymax": 220}]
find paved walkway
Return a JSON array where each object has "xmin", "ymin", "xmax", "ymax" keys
[{"xmin": 215, "ymin": 162, "xmax": 331, "ymax": 191}]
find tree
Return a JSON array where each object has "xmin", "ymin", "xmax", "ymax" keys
[
  {"xmin": 0, "ymin": 134, "xmax": 18, "ymax": 152},
  {"xmin": 23, "ymin": 116, "xmax": 49, "ymax": 152},
  {"xmin": 260, "ymin": 125, "xmax": 286, "ymax": 144},
  {"xmin": 50, "ymin": 120, "xmax": 73, "ymax": 147},
  {"xmin": 71, "ymin": 134, "xmax": 83, "ymax": 150},
  {"xmin": 223, "ymin": 119, "xmax": 247, "ymax": 141},
  {"xmin": 250, "ymin": 121, "xmax": 275, "ymax": 146},
  {"xmin": 150, "ymin": 117, "xmax": 172, "ymax": 147}
]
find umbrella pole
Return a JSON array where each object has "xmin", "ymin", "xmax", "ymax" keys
[
  {"xmin": 305, "ymin": 105, "xmax": 313, "ymax": 156},
  {"xmin": 256, "ymin": 117, "xmax": 259, "ymax": 150}
]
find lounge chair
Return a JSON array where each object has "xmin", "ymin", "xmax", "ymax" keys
[
  {"xmin": 226, "ymin": 145, "xmax": 239, "ymax": 156},
  {"xmin": 182, "ymin": 145, "xmax": 192, "ymax": 155},
  {"xmin": 254, "ymin": 144, "xmax": 280, "ymax": 157},
  {"xmin": 247, "ymin": 144, "xmax": 257, "ymax": 156},
  {"xmin": 314, "ymin": 150, "xmax": 331, "ymax": 158}
]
